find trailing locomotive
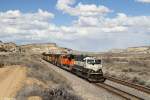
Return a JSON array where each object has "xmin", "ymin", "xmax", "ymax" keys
[{"xmin": 42, "ymin": 53, "xmax": 106, "ymax": 82}]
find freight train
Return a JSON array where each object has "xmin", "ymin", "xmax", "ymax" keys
[{"xmin": 42, "ymin": 53, "xmax": 106, "ymax": 82}]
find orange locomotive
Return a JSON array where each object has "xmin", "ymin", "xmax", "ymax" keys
[
  {"xmin": 42, "ymin": 53, "xmax": 106, "ymax": 82},
  {"xmin": 42, "ymin": 53, "xmax": 74, "ymax": 70}
]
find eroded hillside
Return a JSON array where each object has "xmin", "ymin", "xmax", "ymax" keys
[
  {"xmin": 0, "ymin": 41, "xmax": 71, "ymax": 54},
  {"xmin": 0, "ymin": 54, "xmax": 82, "ymax": 100},
  {"xmin": 100, "ymin": 47, "xmax": 150, "ymax": 88}
]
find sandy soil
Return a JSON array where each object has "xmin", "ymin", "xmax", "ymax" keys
[
  {"xmin": 0, "ymin": 65, "xmax": 27, "ymax": 99},
  {"xmin": 26, "ymin": 77, "xmax": 48, "ymax": 88},
  {"xmin": 27, "ymin": 96, "xmax": 42, "ymax": 100},
  {"xmin": 0, "ymin": 54, "xmax": 84, "ymax": 100}
]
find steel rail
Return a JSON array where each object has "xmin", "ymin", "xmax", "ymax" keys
[
  {"xmin": 95, "ymin": 83, "xmax": 144, "ymax": 100},
  {"xmin": 42, "ymin": 59, "xmax": 147, "ymax": 99},
  {"xmin": 105, "ymin": 76, "xmax": 150, "ymax": 94}
]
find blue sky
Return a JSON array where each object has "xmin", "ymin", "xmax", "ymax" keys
[
  {"xmin": 0, "ymin": 0, "xmax": 149, "ymax": 25},
  {"xmin": 0, "ymin": 0, "xmax": 150, "ymax": 51}
]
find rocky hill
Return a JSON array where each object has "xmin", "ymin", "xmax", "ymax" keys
[
  {"xmin": 1, "ymin": 40, "xmax": 150, "ymax": 55},
  {"xmin": 20, "ymin": 43, "xmax": 56, "ymax": 54},
  {"xmin": 0, "ymin": 41, "xmax": 18, "ymax": 52},
  {"xmin": 0, "ymin": 41, "xmax": 71, "ymax": 54},
  {"xmin": 20, "ymin": 43, "xmax": 73, "ymax": 54},
  {"xmin": 126, "ymin": 46, "xmax": 150, "ymax": 53},
  {"xmin": 109, "ymin": 46, "xmax": 150, "ymax": 54},
  {"xmin": 101, "ymin": 46, "xmax": 150, "ymax": 88}
]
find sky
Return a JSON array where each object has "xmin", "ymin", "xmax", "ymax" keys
[{"xmin": 0, "ymin": 0, "xmax": 150, "ymax": 51}]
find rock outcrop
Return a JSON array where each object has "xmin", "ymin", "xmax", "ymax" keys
[
  {"xmin": 1, "ymin": 40, "xmax": 149, "ymax": 54},
  {"xmin": 109, "ymin": 46, "xmax": 150, "ymax": 54},
  {"xmin": 0, "ymin": 41, "xmax": 18, "ymax": 52},
  {"xmin": 19, "ymin": 43, "xmax": 57, "ymax": 54},
  {"xmin": 126, "ymin": 46, "xmax": 150, "ymax": 53},
  {"xmin": 0, "ymin": 41, "xmax": 71, "ymax": 54},
  {"xmin": 19, "ymin": 43, "xmax": 72, "ymax": 54}
]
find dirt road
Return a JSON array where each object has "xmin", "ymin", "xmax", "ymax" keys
[{"xmin": 0, "ymin": 66, "xmax": 27, "ymax": 99}]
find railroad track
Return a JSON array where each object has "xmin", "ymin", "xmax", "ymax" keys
[
  {"xmin": 106, "ymin": 76, "xmax": 150, "ymax": 94},
  {"xmin": 43, "ymin": 59, "xmax": 150, "ymax": 99},
  {"xmin": 56, "ymin": 64, "xmax": 149, "ymax": 99},
  {"xmin": 59, "ymin": 65, "xmax": 150, "ymax": 99},
  {"xmin": 102, "ymin": 76, "xmax": 150, "ymax": 100},
  {"xmin": 95, "ymin": 83, "xmax": 144, "ymax": 100}
]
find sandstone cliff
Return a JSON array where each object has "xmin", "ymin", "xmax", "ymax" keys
[
  {"xmin": 19, "ymin": 43, "xmax": 72, "ymax": 54},
  {"xmin": 0, "ymin": 41, "xmax": 71, "ymax": 54},
  {"xmin": 0, "ymin": 41, "xmax": 18, "ymax": 52},
  {"xmin": 109, "ymin": 46, "xmax": 150, "ymax": 54}
]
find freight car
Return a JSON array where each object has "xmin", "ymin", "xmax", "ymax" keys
[{"xmin": 42, "ymin": 53, "xmax": 106, "ymax": 82}]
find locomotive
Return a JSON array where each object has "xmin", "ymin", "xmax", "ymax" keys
[{"xmin": 42, "ymin": 53, "xmax": 106, "ymax": 82}]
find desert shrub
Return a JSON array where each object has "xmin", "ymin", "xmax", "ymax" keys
[
  {"xmin": 132, "ymin": 77, "xmax": 140, "ymax": 83},
  {"xmin": 0, "ymin": 53, "xmax": 30, "ymax": 66},
  {"xmin": 1, "ymin": 53, "xmax": 80, "ymax": 99},
  {"xmin": 0, "ymin": 53, "xmax": 67, "ymax": 84},
  {"xmin": 16, "ymin": 84, "xmax": 82, "ymax": 100},
  {"xmin": 128, "ymin": 68, "xmax": 134, "ymax": 72},
  {"xmin": 145, "ymin": 81, "xmax": 150, "ymax": 88},
  {"xmin": 110, "ymin": 74, "xmax": 116, "ymax": 78},
  {"xmin": 0, "ymin": 53, "xmax": 69, "ymax": 85},
  {"xmin": 25, "ymin": 59, "xmax": 70, "ymax": 88},
  {"xmin": 122, "ymin": 69, "xmax": 128, "ymax": 72},
  {"xmin": 128, "ymin": 60, "xmax": 148, "ymax": 67},
  {"xmin": 122, "ymin": 68, "xmax": 135, "ymax": 73},
  {"xmin": 138, "ymin": 80, "xmax": 145, "ymax": 85},
  {"xmin": 103, "ymin": 57, "xmax": 113, "ymax": 63},
  {"xmin": 16, "ymin": 84, "xmax": 43, "ymax": 100},
  {"xmin": 138, "ymin": 71, "xmax": 148, "ymax": 75},
  {"xmin": 147, "ymin": 85, "xmax": 150, "ymax": 88},
  {"xmin": 42, "ymin": 85, "xmax": 81, "ymax": 100},
  {"xmin": 131, "ymin": 77, "xmax": 146, "ymax": 85},
  {"xmin": 0, "ymin": 63, "xmax": 4, "ymax": 68}
]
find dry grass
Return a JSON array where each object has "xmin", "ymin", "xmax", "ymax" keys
[
  {"xmin": 102, "ymin": 53, "xmax": 150, "ymax": 88},
  {"xmin": 0, "ymin": 53, "xmax": 82, "ymax": 100},
  {"xmin": 0, "ymin": 53, "xmax": 67, "ymax": 85},
  {"xmin": 16, "ymin": 84, "xmax": 81, "ymax": 100}
]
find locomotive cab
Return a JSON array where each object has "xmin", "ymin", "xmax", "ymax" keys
[
  {"xmin": 82, "ymin": 57, "xmax": 105, "ymax": 82},
  {"xmin": 84, "ymin": 57, "xmax": 102, "ymax": 72}
]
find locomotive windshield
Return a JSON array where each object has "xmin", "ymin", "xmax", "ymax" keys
[
  {"xmin": 87, "ymin": 59, "xmax": 101, "ymax": 64},
  {"xmin": 95, "ymin": 60, "xmax": 101, "ymax": 64},
  {"xmin": 87, "ymin": 59, "xmax": 95, "ymax": 64}
]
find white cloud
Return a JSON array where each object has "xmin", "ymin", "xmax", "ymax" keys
[
  {"xmin": 74, "ymin": 16, "xmax": 99, "ymax": 27},
  {"xmin": 0, "ymin": 9, "xmax": 57, "ymax": 42},
  {"xmin": 136, "ymin": 0, "xmax": 150, "ymax": 3},
  {"xmin": 56, "ymin": 0, "xmax": 110, "ymax": 16},
  {"xmin": 60, "ymin": 12, "xmax": 150, "ymax": 51},
  {"xmin": 0, "ymin": 0, "xmax": 150, "ymax": 51}
]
